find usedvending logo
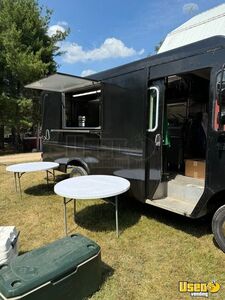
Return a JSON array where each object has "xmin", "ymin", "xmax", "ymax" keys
[{"xmin": 179, "ymin": 280, "xmax": 221, "ymax": 298}]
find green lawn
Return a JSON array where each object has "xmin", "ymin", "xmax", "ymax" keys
[{"xmin": 0, "ymin": 160, "xmax": 224, "ymax": 299}]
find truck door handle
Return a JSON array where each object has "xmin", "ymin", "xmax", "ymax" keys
[
  {"xmin": 43, "ymin": 129, "xmax": 50, "ymax": 141},
  {"xmin": 155, "ymin": 134, "xmax": 161, "ymax": 147}
]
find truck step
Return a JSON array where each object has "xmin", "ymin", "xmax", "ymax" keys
[
  {"xmin": 146, "ymin": 196, "xmax": 197, "ymax": 216},
  {"xmin": 167, "ymin": 175, "xmax": 204, "ymax": 204}
]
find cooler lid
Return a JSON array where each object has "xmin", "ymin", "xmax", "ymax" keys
[
  {"xmin": 0, "ymin": 234, "xmax": 100, "ymax": 298},
  {"xmin": 25, "ymin": 72, "xmax": 100, "ymax": 93}
]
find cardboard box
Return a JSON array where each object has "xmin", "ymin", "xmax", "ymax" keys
[{"xmin": 185, "ymin": 159, "xmax": 205, "ymax": 179}]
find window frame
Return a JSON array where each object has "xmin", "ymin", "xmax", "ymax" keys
[{"xmin": 61, "ymin": 89, "xmax": 102, "ymax": 130}]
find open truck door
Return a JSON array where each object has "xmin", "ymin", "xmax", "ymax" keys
[
  {"xmin": 210, "ymin": 65, "xmax": 225, "ymax": 253},
  {"xmin": 146, "ymin": 80, "xmax": 165, "ymax": 199}
]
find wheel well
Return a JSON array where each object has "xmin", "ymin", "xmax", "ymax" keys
[
  {"xmin": 67, "ymin": 159, "xmax": 90, "ymax": 174},
  {"xmin": 207, "ymin": 191, "xmax": 225, "ymax": 215}
]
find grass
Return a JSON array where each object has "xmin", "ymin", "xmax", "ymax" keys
[{"xmin": 0, "ymin": 157, "xmax": 225, "ymax": 299}]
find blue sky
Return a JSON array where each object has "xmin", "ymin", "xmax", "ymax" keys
[{"xmin": 39, "ymin": 0, "xmax": 225, "ymax": 76}]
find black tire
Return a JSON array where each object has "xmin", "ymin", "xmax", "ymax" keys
[
  {"xmin": 70, "ymin": 166, "xmax": 88, "ymax": 178},
  {"xmin": 212, "ymin": 204, "xmax": 225, "ymax": 252}
]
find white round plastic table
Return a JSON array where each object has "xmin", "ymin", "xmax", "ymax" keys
[
  {"xmin": 54, "ymin": 175, "xmax": 130, "ymax": 237},
  {"xmin": 6, "ymin": 162, "xmax": 59, "ymax": 198}
]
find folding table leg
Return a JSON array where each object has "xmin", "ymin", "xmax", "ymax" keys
[
  {"xmin": 73, "ymin": 199, "xmax": 76, "ymax": 221},
  {"xmin": 14, "ymin": 172, "xmax": 17, "ymax": 192},
  {"xmin": 46, "ymin": 170, "xmax": 49, "ymax": 185},
  {"xmin": 53, "ymin": 169, "xmax": 56, "ymax": 183},
  {"xmin": 115, "ymin": 196, "xmax": 119, "ymax": 237},
  {"xmin": 18, "ymin": 173, "xmax": 22, "ymax": 200},
  {"xmin": 63, "ymin": 197, "xmax": 68, "ymax": 236},
  {"xmin": 63, "ymin": 198, "xmax": 75, "ymax": 236}
]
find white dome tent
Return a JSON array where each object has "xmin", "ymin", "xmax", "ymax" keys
[{"xmin": 158, "ymin": 3, "xmax": 225, "ymax": 53}]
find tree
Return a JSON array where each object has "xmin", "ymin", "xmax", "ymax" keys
[{"xmin": 0, "ymin": 0, "xmax": 69, "ymax": 150}]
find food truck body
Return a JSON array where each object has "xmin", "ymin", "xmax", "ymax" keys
[{"xmin": 26, "ymin": 36, "xmax": 225, "ymax": 251}]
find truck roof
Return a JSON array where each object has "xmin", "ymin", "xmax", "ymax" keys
[
  {"xmin": 25, "ymin": 35, "xmax": 225, "ymax": 93},
  {"xmin": 89, "ymin": 35, "xmax": 225, "ymax": 81}
]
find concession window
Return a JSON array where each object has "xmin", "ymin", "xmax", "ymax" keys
[{"xmin": 25, "ymin": 72, "xmax": 102, "ymax": 130}]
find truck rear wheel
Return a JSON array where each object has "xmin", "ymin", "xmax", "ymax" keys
[
  {"xmin": 70, "ymin": 166, "xmax": 88, "ymax": 178},
  {"xmin": 212, "ymin": 205, "xmax": 225, "ymax": 252}
]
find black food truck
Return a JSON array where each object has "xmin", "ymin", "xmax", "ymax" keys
[{"xmin": 26, "ymin": 36, "xmax": 225, "ymax": 252}]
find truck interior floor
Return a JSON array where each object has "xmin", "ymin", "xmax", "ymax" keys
[{"xmin": 146, "ymin": 175, "xmax": 204, "ymax": 216}]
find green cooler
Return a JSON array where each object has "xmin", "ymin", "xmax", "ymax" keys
[{"xmin": 0, "ymin": 234, "xmax": 101, "ymax": 300}]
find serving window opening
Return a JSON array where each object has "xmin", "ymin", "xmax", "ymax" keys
[{"xmin": 62, "ymin": 88, "xmax": 102, "ymax": 129}]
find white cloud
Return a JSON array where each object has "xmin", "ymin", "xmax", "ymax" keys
[
  {"xmin": 47, "ymin": 22, "xmax": 67, "ymax": 37},
  {"xmin": 61, "ymin": 37, "xmax": 145, "ymax": 63},
  {"xmin": 183, "ymin": 3, "xmax": 199, "ymax": 14},
  {"xmin": 81, "ymin": 69, "xmax": 96, "ymax": 77},
  {"xmin": 57, "ymin": 21, "xmax": 68, "ymax": 27}
]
